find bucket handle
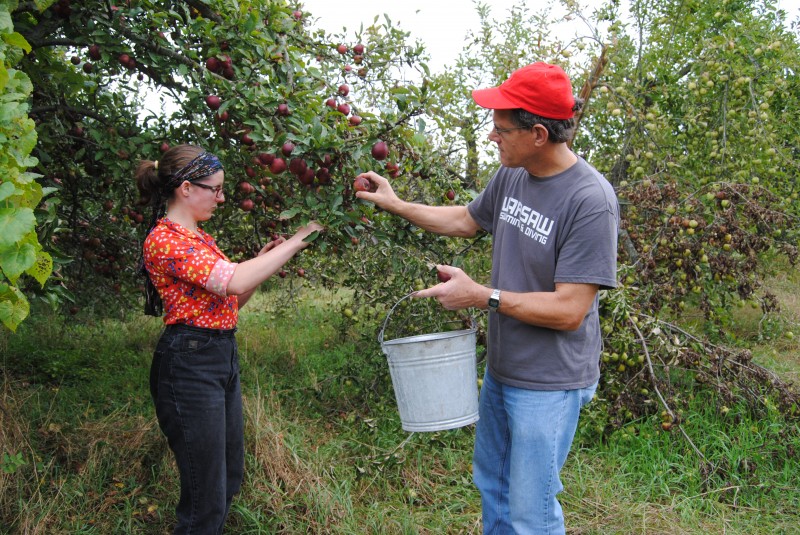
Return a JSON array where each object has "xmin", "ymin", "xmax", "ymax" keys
[
  {"xmin": 379, "ymin": 292, "xmax": 417, "ymax": 346},
  {"xmin": 378, "ymin": 291, "xmax": 476, "ymax": 347}
]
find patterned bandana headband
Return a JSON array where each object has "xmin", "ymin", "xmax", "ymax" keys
[{"xmin": 164, "ymin": 151, "xmax": 224, "ymax": 191}]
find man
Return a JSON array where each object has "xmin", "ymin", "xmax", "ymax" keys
[{"xmin": 356, "ymin": 62, "xmax": 619, "ymax": 534}]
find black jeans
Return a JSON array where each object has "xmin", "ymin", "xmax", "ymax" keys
[{"xmin": 150, "ymin": 324, "xmax": 244, "ymax": 535}]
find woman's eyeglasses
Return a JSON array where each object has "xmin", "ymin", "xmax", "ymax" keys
[{"xmin": 192, "ymin": 182, "xmax": 225, "ymax": 197}]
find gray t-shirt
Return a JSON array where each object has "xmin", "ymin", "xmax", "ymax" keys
[{"xmin": 467, "ymin": 156, "xmax": 619, "ymax": 390}]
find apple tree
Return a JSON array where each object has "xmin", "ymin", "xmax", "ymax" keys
[
  {"xmin": 573, "ymin": 0, "xmax": 800, "ymax": 427},
  {"xmin": 8, "ymin": 0, "xmax": 465, "ymax": 324}
]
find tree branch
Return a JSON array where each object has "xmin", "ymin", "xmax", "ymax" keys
[
  {"xmin": 183, "ymin": 0, "xmax": 224, "ymax": 24},
  {"xmin": 571, "ymin": 43, "xmax": 609, "ymax": 149},
  {"xmin": 29, "ymin": 105, "xmax": 110, "ymax": 125}
]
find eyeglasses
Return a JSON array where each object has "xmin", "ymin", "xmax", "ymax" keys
[
  {"xmin": 492, "ymin": 124, "xmax": 531, "ymax": 137},
  {"xmin": 192, "ymin": 182, "xmax": 225, "ymax": 197}
]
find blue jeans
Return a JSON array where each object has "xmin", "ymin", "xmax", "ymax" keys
[
  {"xmin": 150, "ymin": 324, "xmax": 244, "ymax": 535},
  {"xmin": 473, "ymin": 371, "xmax": 597, "ymax": 535}
]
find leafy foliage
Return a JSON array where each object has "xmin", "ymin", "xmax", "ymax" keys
[
  {"xmin": 10, "ymin": 0, "xmax": 462, "ymax": 320},
  {"xmin": 6, "ymin": 0, "xmax": 800, "ymax": 433},
  {"xmin": 0, "ymin": 1, "xmax": 52, "ymax": 332}
]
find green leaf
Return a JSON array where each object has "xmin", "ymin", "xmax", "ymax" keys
[
  {"xmin": 3, "ymin": 32, "xmax": 32, "ymax": 54},
  {"xmin": 26, "ymin": 250, "xmax": 52, "ymax": 287},
  {"xmin": 0, "ymin": 283, "xmax": 29, "ymax": 333},
  {"xmin": 303, "ymin": 230, "xmax": 319, "ymax": 243},
  {"xmin": 0, "ymin": 64, "xmax": 8, "ymax": 93},
  {"xmin": 41, "ymin": 186, "xmax": 59, "ymax": 198},
  {"xmin": 0, "ymin": 181, "xmax": 16, "ymax": 202},
  {"xmin": 279, "ymin": 207, "xmax": 300, "ymax": 220},
  {"xmin": 0, "ymin": 8, "xmax": 12, "ymax": 35},
  {"xmin": 0, "ymin": 207, "xmax": 36, "ymax": 247},
  {"xmin": 0, "ymin": 241, "xmax": 36, "ymax": 282}
]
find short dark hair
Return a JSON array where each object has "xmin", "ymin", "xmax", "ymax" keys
[{"xmin": 509, "ymin": 98, "xmax": 584, "ymax": 143}]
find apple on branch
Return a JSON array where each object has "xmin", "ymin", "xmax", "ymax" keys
[
  {"xmin": 205, "ymin": 95, "xmax": 222, "ymax": 110},
  {"xmin": 371, "ymin": 141, "xmax": 388, "ymax": 160}
]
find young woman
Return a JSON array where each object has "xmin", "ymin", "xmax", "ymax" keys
[{"xmin": 135, "ymin": 144, "xmax": 322, "ymax": 533}]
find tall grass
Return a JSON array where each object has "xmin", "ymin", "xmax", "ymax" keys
[{"xmin": 1, "ymin": 282, "xmax": 799, "ymax": 534}]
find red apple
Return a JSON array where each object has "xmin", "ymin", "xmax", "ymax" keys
[
  {"xmin": 353, "ymin": 176, "xmax": 371, "ymax": 192},
  {"xmin": 446, "ymin": 189, "xmax": 455, "ymax": 201},
  {"xmin": 337, "ymin": 103, "xmax": 351, "ymax": 115},
  {"xmin": 371, "ymin": 140, "xmax": 388, "ymax": 160},
  {"xmin": 215, "ymin": 110, "xmax": 229, "ymax": 122},
  {"xmin": 238, "ymin": 181, "xmax": 255, "ymax": 194},
  {"xmin": 245, "ymin": 166, "xmax": 257, "ymax": 178},
  {"xmin": 205, "ymin": 95, "xmax": 222, "ymax": 110},
  {"xmin": 206, "ymin": 56, "xmax": 221, "ymax": 72},
  {"xmin": 160, "ymin": 142, "xmax": 170, "ymax": 153},
  {"xmin": 88, "ymin": 44, "xmax": 101, "ymax": 60},
  {"xmin": 325, "ymin": 98, "xmax": 337, "ymax": 109},
  {"xmin": 281, "ymin": 141, "xmax": 295, "ymax": 156},
  {"xmin": 337, "ymin": 44, "xmax": 348, "ymax": 54},
  {"xmin": 289, "ymin": 157, "xmax": 307, "ymax": 176},
  {"xmin": 239, "ymin": 199, "xmax": 254, "ymax": 212},
  {"xmin": 437, "ymin": 270, "xmax": 452, "ymax": 283},
  {"xmin": 292, "ymin": 10, "xmax": 303, "ymax": 20},
  {"xmin": 70, "ymin": 56, "xmax": 81, "ymax": 65},
  {"xmin": 338, "ymin": 84, "xmax": 350, "ymax": 96},
  {"xmin": 278, "ymin": 270, "xmax": 287, "ymax": 278},
  {"xmin": 82, "ymin": 62, "xmax": 93, "ymax": 73},
  {"xmin": 298, "ymin": 166, "xmax": 315, "ymax": 185},
  {"xmin": 277, "ymin": 103, "xmax": 290, "ymax": 116},
  {"xmin": 296, "ymin": 267, "xmax": 305, "ymax": 277},
  {"xmin": 241, "ymin": 133, "xmax": 254, "ymax": 146},
  {"xmin": 353, "ymin": 43, "xmax": 365, "ymax": 55},
  {"xmin": 270, "ymin": 157, "xmax": 287, "ymax": 174},
  {"xmin": 118, "ymin": 53, "xmax": 130, "ymax": 66},
  {"xmin": 349, "ymin": 115, "xmax": 362, "ymax": 126},
  {"xmin": 316, "ymin": 167, "xmax": 331, "ymax": 184},
  {"xmin": 258, "ymin": 152, "xmax": 275, "ymax": 166}
]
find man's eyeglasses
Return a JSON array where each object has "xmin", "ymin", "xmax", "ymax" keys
[
  {"xmin": 492, "ymin": 124, "xmax": 531, "ymax": 136},
  {"xmin": 192, "ymin": 182, "xmax": 225, "ymax": 197}
]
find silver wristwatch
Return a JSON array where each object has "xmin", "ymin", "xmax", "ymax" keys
[{"xmin": 488, "ymin": 288, "xmax": 501, "ymax": 311}]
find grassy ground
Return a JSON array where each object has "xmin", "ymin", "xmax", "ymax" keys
[{"xmin": 1, "ymin": 274, "xmax": 799, "ymax": 534}]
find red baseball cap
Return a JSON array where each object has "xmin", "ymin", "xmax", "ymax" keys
[{"xmin": 471, "ymin": 62, "xmax": 575, "ymax": 120}]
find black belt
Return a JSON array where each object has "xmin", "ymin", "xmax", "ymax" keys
[{"xmin": 164, "ymin": 323, "xmax": 237, "ymax": 337}]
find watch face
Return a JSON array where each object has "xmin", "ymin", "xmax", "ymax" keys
[{"xmin": 489, "ymin": 290, "xmax": 500, "ymax": 309}]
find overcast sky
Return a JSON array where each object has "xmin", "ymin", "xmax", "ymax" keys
[{"xmin": 300, "ymin": 0, "xmax": 800, "ymax": 73}]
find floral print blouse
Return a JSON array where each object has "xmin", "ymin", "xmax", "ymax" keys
[{"xmin": 143, "ymin": 218, "xmax": 239, "ymax": 329}]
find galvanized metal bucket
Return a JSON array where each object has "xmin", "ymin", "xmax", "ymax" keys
[{"xmin": 379, "ymin": 293, "xmax": 479, "ymax": 432}]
